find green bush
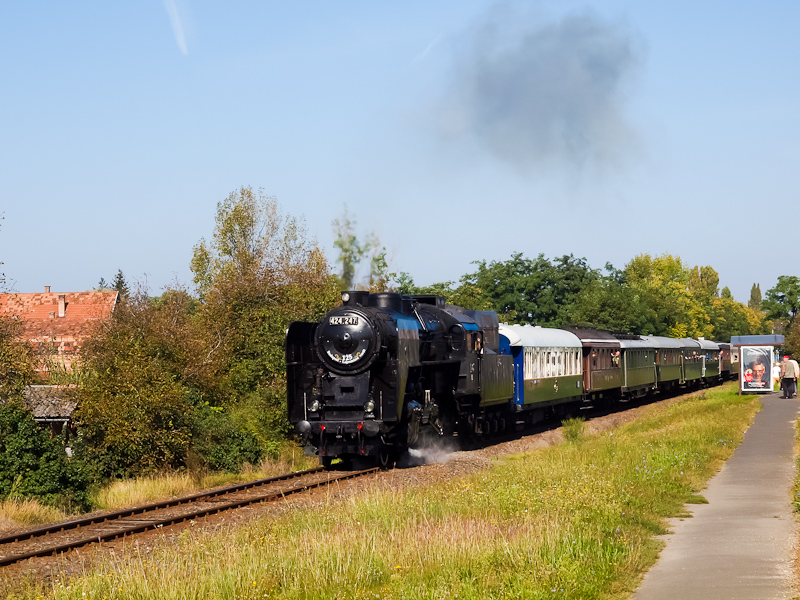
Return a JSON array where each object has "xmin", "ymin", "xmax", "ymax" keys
[
  {"xmin": 191, "ymin": 403, "xmax": 263, "ymax": 472},
  {"xmin": 0, "ymin": 401, "xmax": 93, "ymax": 510}
]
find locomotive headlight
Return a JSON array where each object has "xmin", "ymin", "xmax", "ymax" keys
[
  {"xmin": 364, "ymin": 400, "xmax": 375, "ymax": 413},
  {"xmin": 342, "ymin": 292, "xmax": 350, "ymax": 303},
  {"xmin": 309, "ymin": 400, "xmax": 321, "ymax": 412}
]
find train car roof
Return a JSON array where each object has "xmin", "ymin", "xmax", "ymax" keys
[
  {"xmin": 695, "ymin": 338, "xmax": 720, "ymax": 351},
  {"xmin": 564, "ymin": 327, "xmax": 621, "ymax": 348},
  {"xmin": 678, "ymin": 338, "xmax": 702, "ymax": 349},
  {"xmin": 639, "ymin": 335, "xmax": 685, "ymax": 349},
  {"xmin": 499, "ymin": 324, "xmax": 583, "ymax": 348},
  {"xmin": 618, "ymin": 338, "xmax": 656, "ymax": 349}
]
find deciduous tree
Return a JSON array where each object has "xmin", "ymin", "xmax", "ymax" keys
[
  {"xmin": 471, "ymin": 253, "xmax": 599, "ymax": 326},
  {"xmin": 191, "ymin": 186, "xmax": 339, "ymax": 451},
  {"xmin": 764, "ymin": 276, "xmax": 800, "ymax": 325}
]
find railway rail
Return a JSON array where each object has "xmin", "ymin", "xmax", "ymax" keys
[{"xmin": 0, "ymin": 466, "xmax": 379, "ymax": 568}]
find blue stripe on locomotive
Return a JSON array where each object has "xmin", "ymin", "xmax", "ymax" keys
[
  {"xmin": 395, "ymin": 315, "xmax": 421, "ymax": 333},
  {"xmin": 499, "ymin": 334, "xmax": 525, "ymax": 406}
]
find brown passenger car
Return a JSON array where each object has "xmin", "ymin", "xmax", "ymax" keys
[{"xmin": 566, "ymin": 328, "xmax": 623, "ymax": 400}]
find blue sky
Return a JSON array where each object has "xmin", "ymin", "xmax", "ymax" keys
[{"xmin": 1, "ymin": 1, "xmax": 797, "ymax": 303}]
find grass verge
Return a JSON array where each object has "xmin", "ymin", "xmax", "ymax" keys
[
  {"xmin": 11, "ymin": 384, "xmax": 757, "ymax": 600},
  {"xmin": 0, "ymin": 499, "xmax": 68, "ymax": 533},
  {"xmin": 94, "ymin": 450, "xmax": 319, "ymax": 511},
  {"xmin": 0, "ymin": 444, "xmax": 318, "ymax": 536}
]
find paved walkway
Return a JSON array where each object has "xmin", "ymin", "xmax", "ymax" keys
[{"xmin": 632, "ymin": 393, "xmax": 799, "ymax": 600}]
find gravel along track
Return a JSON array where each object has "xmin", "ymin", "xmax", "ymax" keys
[{"xmin": 0, "ymin": 466, "xmax": 378, "ymax": 569}]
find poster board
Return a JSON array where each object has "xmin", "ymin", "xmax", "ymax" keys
[{"xmin": 740, "ymin": 346, "xmax": 773, "ymax": 393}]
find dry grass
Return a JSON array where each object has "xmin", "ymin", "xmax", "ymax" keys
[
  {"xmin": 95, "ymin": 452, "xmax": 319, "ymax": 511},
  {"xmin": 0, "ymin": 499, "xmax": 67, "ymax": 535}
]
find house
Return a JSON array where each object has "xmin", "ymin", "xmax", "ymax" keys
[{"xmin": 0, "ymin": 286, "xmax": 119, "ymax": 375}]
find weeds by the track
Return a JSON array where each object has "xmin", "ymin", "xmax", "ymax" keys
[
  {"xmin": 0, "ymin": 499, "xmax": 67, "ymax": 533},
  {"xmin": 94, "ymin": 451, "xmax": 319, "ymax": 511},
  {"xmin": 0, "ymin": 445, "xmax": 318, "ymax": 536},
  {"xmin": 12, "ymin": 383, "xmax": 757, "ymax": 600}
]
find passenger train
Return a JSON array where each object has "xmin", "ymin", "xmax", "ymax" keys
[{"xmin": 286, "ymin": 291, "xmax": 739, "ymax": 467}]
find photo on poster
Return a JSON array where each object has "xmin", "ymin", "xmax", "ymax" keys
[{"xmin": 741, "ymin": 346, "xmax": 773, "ymax": 392}]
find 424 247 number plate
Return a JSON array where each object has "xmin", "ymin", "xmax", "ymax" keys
[{"xmin": 329, "ymin": 316, "xmax": 359, "ymax": 326}]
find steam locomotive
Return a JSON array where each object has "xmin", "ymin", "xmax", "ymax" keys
[{"xmin": 285, "ymin": 291, "xmax": 737, "ymax": 467}]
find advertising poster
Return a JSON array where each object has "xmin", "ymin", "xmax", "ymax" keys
[{"xmin": 740, "ymin": 346, "xmax": 773, "ymax": 393}]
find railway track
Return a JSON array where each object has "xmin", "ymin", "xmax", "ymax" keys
[{"xmin": 0, "ymin": 466, "xmax": 379, "ymax": 568}]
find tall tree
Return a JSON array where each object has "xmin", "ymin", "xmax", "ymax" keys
[
  {"xmin": 0, "ymin": 317, "xmax": 35, "ymax": 400},
  {"xmin": 748, "ymin": 283, "xmax": 762, "ymax": 311},
  {"xmin": 569, "ymin": 264, "xmax": 648, "ymax": 332},
  {"xmin": 111, "ymin": 269, "xmax": 130, "ymax": 299},
  {"xmin": 331, "ymin": 205, "xmax": 366, "ymax": 290},
  {"xmin": 623, "ymin": 254, "xmax": 712, "ymax": 338},
  {"xmin": 191, "ymin": 186, "xmax": 339, "ymax": 445},
  {"xmin": 764, "ymin": 276, "xmax": 800, "ymax": 325},
  {"xmin": 471, "ymin": 253, "xmax": 599, "ymax": 326},
  {"xmin": 688, "ymin": 265, "xmax": 719, "ymax": 307}
]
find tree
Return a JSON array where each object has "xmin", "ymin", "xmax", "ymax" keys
[
  {"xmin": 111, "ymin": 269, "xmax": 130, "ymax": 299},
  {"xmin": 569, "ymin": 265, "xmax": 649, "ymax": 332},
  {"xmin": 0, "ymin": 317, "xmax": 35, "ymax": 401},
  {"xmin": 332, "ymin": 205, "xmax": 366, "ymax": 290},
  {"xmin": 763, "ymin": 276, "xmax": 800, "ymax": 325},
  {"xmin": 721, "ymin": 286, "xmax": 732, "ymax": 299},
  {"xmin": 688, "ymin": 266, "xmax": 719, "ymax": 307},
  {"xmin": 394, "ymin": 273, "xmax": 494, "ymax": 311},
  {"xmin": 97, "ymin": 277, "xmax": 109, "ymax": 290},
  {"xmin": 74, "ymin": 288, "xmax": 210, "ymax": 477},
  {"xmin": 748, "ymin": 284, "xmax": 762, "ymax": 311},
  {"xmin": 331, "ymin": 206, "xmax": 391, "ymax": 291},
  {"xmin": 470, "ymin": 253, "xmax": 599, "ymax": 326},
  {"xmin": 191, "ymin": 186, "xmax": 340, "ymax": 452},
  {"xmin": 623, "ymin": 254, "xmax": 712, "ymax": 338}
]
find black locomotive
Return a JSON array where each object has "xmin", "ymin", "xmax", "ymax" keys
[
  {"xmin": 286, "ymin": 291, "xmax": 737, "ymax": 467},
  {"xmin": 285, "ymin": 291, "xmax": 512, "ymax": 466}
]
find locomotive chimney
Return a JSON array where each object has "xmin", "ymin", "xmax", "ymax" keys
[{"xmin": 58, "ymin": 294, "xmax": 66, "ymax": 318}]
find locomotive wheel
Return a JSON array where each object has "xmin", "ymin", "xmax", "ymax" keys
[{"xmin": 379, "ymin": 447, "xmax": 395, "ymax": 468}]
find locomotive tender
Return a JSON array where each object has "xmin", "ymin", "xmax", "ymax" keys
[{"xmin": 286, "ymin": 291, "xmax": 738, "ymax": 466}]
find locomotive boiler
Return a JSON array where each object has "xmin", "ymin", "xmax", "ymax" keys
[{"xmin": 286, "ymin": 291, "xmax": 513, "ymax": 466}]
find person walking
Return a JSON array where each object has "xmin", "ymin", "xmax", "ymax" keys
[
  {"xmin": 780, "ymin": 355, "xmax": 798, "ymax": 398},
  {"xmin": 791, "ymin": 356, "xmax": 800, "ymax": 398}
]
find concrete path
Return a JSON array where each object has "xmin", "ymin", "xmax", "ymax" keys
[{"xmin": 632, "ymin": 393, "xmax": 799, "ymax": 600}]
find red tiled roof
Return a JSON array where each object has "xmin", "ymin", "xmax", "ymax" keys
[{"xmin": 0, "ymin": 291, "xmax": 119, "ymax": 339}]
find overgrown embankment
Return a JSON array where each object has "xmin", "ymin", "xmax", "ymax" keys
[{"xmin": 14, "ymin": 384, "xmax": 758, "ymax": 600}]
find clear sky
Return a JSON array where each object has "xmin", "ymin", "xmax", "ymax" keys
[{"xmin": 1, "ymin": 1, "xmax": 797, "ymax": 303}]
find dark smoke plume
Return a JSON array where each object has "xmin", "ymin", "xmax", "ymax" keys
[{"xmin": 441, "ymin": 7, "xmax": 641, "ymax": 172}]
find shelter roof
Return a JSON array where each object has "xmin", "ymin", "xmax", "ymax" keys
[{"xmin": 23, "ymin": 385, "xmax": 77, "ymax": 420}]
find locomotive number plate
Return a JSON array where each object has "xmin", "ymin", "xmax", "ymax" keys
[{"xmin": 329, "ymin": 316, "xmax": 359, "ymax": 326}]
